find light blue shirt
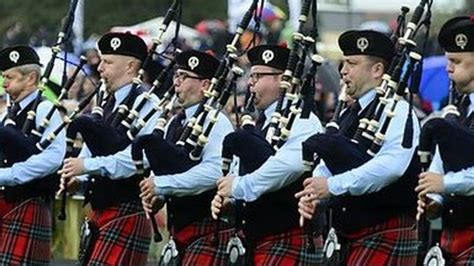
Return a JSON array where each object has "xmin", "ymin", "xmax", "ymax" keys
[
  {"xmin": 154, "ymin": 104, "xmax": 234, "ymax": 196},
  {"xmin": 313, "ymin": 89, "xmax": 421, "ymax": 196},
  {"xmin": 0, "ymin": 90, "xmax": 66, "ymax": 186},
  {"xmin": 77, "ymin": 84, "xmax": 161, "ymax": 180},
  {"xmin": 231, "ymin": 100, "xmax": 324, "ymax": 202},
  {"xmin": 429, "ymin": 92, "xmax": 474, "ymax": 196}
]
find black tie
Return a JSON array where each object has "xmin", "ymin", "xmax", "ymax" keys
[
  {"xmin": 103, "ymin": 94, "xmax": 116, "ymax": 122},
  {"xmin": 464, "ymin": 112, "xmax": 474, "ymax": 130},
  {"xmin": 8, "ymin": 103, "xmax": 21, "ymax": 120},
  {"xmin": 459, "ymin": 95, "xmax": 471, "ymax": 120},
  {"xmin": 166, "ymin": 111, "xmax": 186, "ymax": 143},
  {"xmin": 255, "ymin": 111, "xmax": 266, "ymax": 131},
  {"xmin": 338, "ymin": 101, "xmax": 362, "ymax": 135}
]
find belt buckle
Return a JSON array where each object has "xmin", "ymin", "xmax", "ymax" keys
[
  {"xmin": 160, "ymin": 238, "xmax": 179, "ymax": 265},
  {"xmin": 423, "ymin": 243, "xmax": 445, "ymax": 266},
  {"xmin": 323, "ymin": 227, "xmax": 341, "ymax": 259}
]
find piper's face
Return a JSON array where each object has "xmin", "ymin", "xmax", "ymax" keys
[
  {"xmin": 2, "ymin": 67, "xmax": 36, "ymax": 102},
  {"xmin": 446, "ymin": 52, "xmax": 474, "ymax": 94},
  {"xmin": 97, "ymin": 54, "xmax": 135, "ymax": 93},
  {"xmin": 340, "ymin": 55, "xmax": 383, "ymax": 99},
  {"xmin": 173, "ymin": 69, "xmax": 207, "ymax": 108},
  {"xmin": 248, "ymin": 65, "xmax": 282, "ymax": 111}
]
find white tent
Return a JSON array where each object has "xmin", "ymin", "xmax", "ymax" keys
[
  {"xmin": 35, "ymin": 46, "xmax": 82, "ymax": 85},
  {"xmin": 111, "ymin": 17, "xmax": 202, "ymax": 51}
]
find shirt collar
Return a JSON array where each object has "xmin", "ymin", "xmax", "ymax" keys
[
  {"xmin": 113, "ymin": 83, "xmax": 133, "ymax": 108},
  {"xmin": 357, "ymin": 89, "xmax": 376, "ymax": 112},
  {"xmin": 17, "ymin": 89, "xmax": 40, "ymax": 111},
  {"xmin": 184, "ymin": 103, "xmax": 199, "ymax": 123},
  {"xmin": 262, "ymin": 100, "xmax": 278, "ymax": 127},
  {"xmin": 264, "ymin": 100, "xmax": 278, "ymax": 119}
]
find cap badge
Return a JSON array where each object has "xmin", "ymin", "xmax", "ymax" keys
[
  {"xmin": 188, "ymin": 56, "xmax": 199, "ymax": 70},
  {"xmin": 110, "ymin": 37, "xmax": 122, "ymax": 51},
  {"xmin": 9, "ymin": 51, "xmax": 20, "ymax": 63},
  {"xmin": 357, "ymin": 37, "xmax": 369, "ymax": 52},
  {"xmin": 455, "ymin": 33, "xmax": 468, "ymax": 50},
  {"xmin": 262, "ymin": 50, "xmax": 274, "ymax": 64}
]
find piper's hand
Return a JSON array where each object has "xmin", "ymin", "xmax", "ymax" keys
[
  {"xmin": 139, "ymin": 174, "xmax": 156, "ymax": 203},
  {"xmin": 295, "ymin": 177, "xmax": 330, "ymax": 202},
  {"xmin": 216, "ymin": 175, "xmax": 235, "ymax": 198},
  {"xmin": 297, "ymin": 195, "xmax": 318, "ymax": 225},
  {"xmin": 142, "ymin": 195, "xmax": 165, "ymax": 219},
  {"xmin": 58, "ymin": 158, "xmax": 85, "ymax": 179},
  {"xmin": 211, "ymin": 194, "xmax": 233, "ymax": 220},
  {"xmin": 416, "ymin": 172, "xmax": 445, "ymax": 196},
  {"xmin": 416, "ymin": 195, "xmax": 427, "ymax": 221},
  {"xmin": 57, "ymin": 176, "xmax": 80, "ymax": 196},
  {"xmin": 211, "ymin": 194, "xmax": 223, "ymax": 220}
]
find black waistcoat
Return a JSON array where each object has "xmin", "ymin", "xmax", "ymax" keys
[
  {"xmin": 2, "ymin": 100, "xmax": 59, "ymax": 202},
  {"xmin": 238, "ymin": 124, "xmax": 307, "ymax": 242},
  {"xmin": 84, "ymin": 87, "xmax": 145, "ymax": 210},
  {"xmin": 165, "ymin": 112, "xmax": 216, "ymax": 233},
  {"xmin": 329, "ymin": 100, "xmax": 419, "ymax": 234},
  {"xmin": 442, "ymin": 112, "xmax": 474, "ymax": 228}
]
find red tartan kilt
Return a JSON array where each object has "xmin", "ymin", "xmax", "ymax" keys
[
  {"xmin": 342, "ymin": 215, "xmax": 418, "ymax": 266},
  {"xmin": 174, "ymin": 217, "xmax": 223, "ymax": 249},
  {"xmin": 87, "ymin": 201, "xmax": 151, "ymax": 266},
  {"xmin": 440, "ymin": 227, "xmax": 474, "ymax": 265},
  {"xmin": 0, "ymin": 196, "xmax": 51, "ymax": 265},
  {"xmin": 182, "ymin": 226, "xmax": 325, "ymax": 266},
  {"xmin": 253, "ymin": 227, "xmax": 324, "ymax": 266},
  {"xmin": 181, "ymin": 227, "xmax": 234, "ymax": 266},
  {"xmin": 173, "ymin": 217, "xmax": 231, "ymax": 265}
]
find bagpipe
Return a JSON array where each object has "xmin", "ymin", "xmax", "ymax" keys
[
  {"xmin": 215, "ymin": 0, "xmax": 325, "ymax": 264},
  {"xmin": 419, "ymin": 85, "xmax": 474, "ymax": 175},
  {"xmin": 56, "ymin": 0, "xmax": 182, "ymax": 225},
  {"xmin": 418, "ymin": 83, "xmax": 474, "ymax": 266},
  {"xmin": 0, "ymin": 57, "xmax": 87, "ymax": 169},
  {"xmin": 324, "ymin": 83, "xmax": 348, "ymax": 135},
  {"xmin": 220, "ymin": 0, "xmax": 324, "ymax": 182},
  {"xmin": 263, "ymin": 0, "xmax": 323, "ymax": 149},
  {"xmin": 57, "ymin": 63, "xmax": 174, "ymax": 222},
  {"xmin": 17, "ymin": 0, "xmax": 79, "ymax": 137},
  {"xmin": 131, "ymin": 65, "xmax": 244, "ymax": 263},
  {"xmin": 351, "ymin": 2, "xmax": 424, "ymax": 148},
  {"xmin": 300, "ymin": 0, "xmax": 430, "ymax": 204},
  {"xmin": 300, "ymin": 0, "xmax": 433, "ymax": 263},
  {"xmin": 63, "ymin": 58, "xmax": 176, "ymax": 158},
  {"xmin": 130, "ymin": 0, "xmax": 258, "ymax": 263},
  {"xmin": 218, "ymin": 92, "xmax": 275, "ymax": 266},
  {"xmin": 64, "ymin": 0, "xmax": 180, "ymax": 160},
  {"xmin": 418, "ymin": 81, "xmax": 460, "ymax": 219},
  {"xmin": 0, "ymin": 0, "xmax": 80, "ymax": 165}
]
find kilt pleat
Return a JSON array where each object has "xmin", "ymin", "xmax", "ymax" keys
[
  {"xmin": 169, "ymin": 217, "xmax": 231, "ymax": 266},
  {"xmin": 253, "ymin": 227, "xmax": 324, "ymax": 266},
  {"xmin": 181, "ymin": 227, "xmax": 234, "ymax": 266},
  {"xmin": 86, "ymin": 201, "xmax": 151, "ymax": 266},
  {"xmin": 440, "ymin": 226, "xmax": 474, "ymax": 265},
  {"xmin": 342, "ymin": 215, "xmax": 418, "ymax": 266},
  {"xmin": 174, "ymin": 217, "xmax": 221, "ymax": 249},
  {"xmin": 0, "ymin": 197, "xmax": 51, "ymax": 265},
  {"xmin": 453, "ymin": 247, "xmax": 474, "ymax": 266}
]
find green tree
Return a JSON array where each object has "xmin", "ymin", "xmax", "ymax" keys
[{"xmin": 0, "ymin": 0, "xmax": 227, "ymax": 47}]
